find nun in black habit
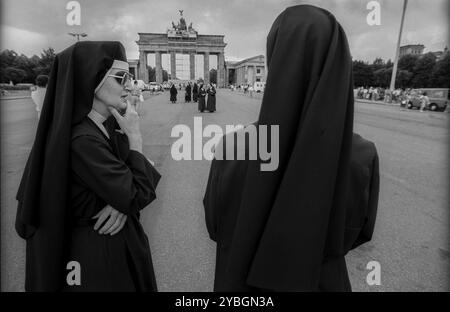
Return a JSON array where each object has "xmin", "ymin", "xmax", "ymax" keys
[
  {"xmin": 170, "ymin": 84, "xmax": 178, "ymax": 103},
  {"xmin": 15, "ymin": 41, "xmax": 161, "ymax": 291},
  {"xmin": 185, "ymin": 83, "xmax": 192, "ymax": 103},
  {"xmin": 198, "ymin": 84, "xmax": 207, "ymax": 112},
  {"xmin": 203, "ymin": 5, "xmax": 379, "ymax": 292},
  {"xmin": 192, "ymin": 83, "xmax": 199, "ymax": 102},
  {"xmin": 206, "ymin": 84, "xmax": 216, "ymax": 112}
]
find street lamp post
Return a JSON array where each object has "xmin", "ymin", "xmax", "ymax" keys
[
  {"xmin": 389, "ymin": 0, "xmax": 408, "ymax": 91},
  {"xmin": 68, "ymin": 32, "xmax": 88, "ymax": 41}
]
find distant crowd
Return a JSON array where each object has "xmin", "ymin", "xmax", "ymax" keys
[
  {"xmin": 229, "ymin": 84, "xmax": 264, "ymax": 98},
  {"xmin": 355, "ymin": 87, "xmax": 417, "ymax": 103}
]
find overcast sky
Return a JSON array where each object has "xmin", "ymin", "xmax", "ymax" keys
[{"xmin": 1, "ymin": 0, "xmax": 448, "ymax": 64}]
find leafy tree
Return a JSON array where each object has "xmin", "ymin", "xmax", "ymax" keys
[
  {"xmin": 36, "ymin": 48, "xmax": 56, "ymax": 76},
  {"xmin": 396, "ymin": 70, "xmax": 413, "ymax": 89},
  {"xmin": 398, "ymin": 54, "xmax": 419, "ymax": 72},
  {"xmin": 373, "ymin": 67, "xmax": 391, "ymax": 87},
  {"xmin": 15, "ymin": 54, "xmax": 37, "ymax": 82},
  {"xmin": 371, "ymin": 57, "xmax": 385, "ymax": 71},
  {"xmin": 0, "ymin": 50, "xmax": 19, "ymax": 83},
  {"xmin": 411, "ymin": 52, "xmax": 436, "ymax": 88},
  {"xmin": 431, "ymin": 53, "xmax": 450, "ymax": 88},
  {"xmin": 352, "ymin": 60, "xmax": 374, "ymax": 87},
  {"xmin": 4, "ymin": 67, "xmax": 26, "ymax": 84},
  {"xmin": 0, "ymin": 48, "xmax": 55, "ymax": 84}
]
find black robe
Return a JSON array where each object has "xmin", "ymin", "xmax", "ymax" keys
[
  {"xmin": 198, "ymin": 88, "xmax": 207, "ymax": 112},
  {"xmin": 206, "ymin": 87, "xmax": 216, "ymax": 112},
  {"xmin": 185, "ymin": 85, "xmax": 192, "ymax": 102},
  {"xmin": 203, "ymin": 132, "xmax": 379, "ymax": 291},
  {"xmin": 15, "ymin": 41, "xmax": 162, "ymax": 291},
  {"xmin": 63, "ymin": 117, "xmax": 161, "ymax": 291},
  {"xmin": 170, "ymin": 86, "xmax": 177, "ymax": 102},
  {"xmin": 203, "ymin": 5, "xmax": 371, "ymax": 292},
  {"xmin": 192, "ymin": 84, "xmax": 199, "ymax": 102}
]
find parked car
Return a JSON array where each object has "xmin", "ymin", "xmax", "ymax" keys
[
  {"xmin": 405, "ymin": 88, "xmax": 449, "ymax": 111},
  {"xmin": 149, "ymin": 82, "xmax": 163, "ymax": 92}
]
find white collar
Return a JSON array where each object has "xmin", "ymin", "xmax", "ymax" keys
[{"xmin": 87, "ymin": 109, "xmax": 110, "ymax": 139}]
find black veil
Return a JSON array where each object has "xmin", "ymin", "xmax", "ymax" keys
[
  {"xmin": 15, "ymin": 41, "xmax": 127, "ymax": 291},
  {"xmin": 225, "ymin": 5, "xmax": 355, "ymax": 291}
]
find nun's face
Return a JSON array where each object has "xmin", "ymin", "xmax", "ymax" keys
[{"xmin": 95, "ymin": 68, "xmax": 131, "ymax": 113}]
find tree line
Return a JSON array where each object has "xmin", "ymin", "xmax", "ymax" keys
[
  {"xmin": 1, "ymin": 47, "xmax": 449, "ymax": 89},
  {"xmin": 353, "ymin": 52, "xmax": 450, "ymax": 89},
  {"xmin": 0, "ymin": 48, "xmax": 56, "ymax": 85}
]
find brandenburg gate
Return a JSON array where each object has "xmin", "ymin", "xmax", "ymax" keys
[{"xmin": 135, "ymin": 11, "xmax": 227, "ymax": 87}]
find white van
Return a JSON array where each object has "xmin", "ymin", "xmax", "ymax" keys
[{"xmin": 253, "ymin": 81, "xmax": 266, "ymax": 93}]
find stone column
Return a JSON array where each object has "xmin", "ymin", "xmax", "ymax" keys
[
  {"xmin": 253, "ymin": 65, "xmax": 257, "ymax": 84},
  {"xmin": 224, "ymin": 67, "xmax": 228, "ymax": 87},
  {"xmin": 170, "ymin": 51, "xmax": 176, "ymax": 80},
  {"xmin": 139, "ymin": 51, "xmax": 148, "ymax": 83},
  {"xmin": 244, "ymin": 65, "xmax": 248, "ymax": 84},
  {"xmin": 190, "ymin": 52, "xmax": 196, "ymax": 80},
  {"xmin": 155, "ymin": 51, "xmax": 163, "ymax": 84},
  {"xmin": 217, "ymin": 52, "xmax": 225, "ymax": 88},
  {"xmin": 204, "ymin": 52, "xmax": 210, "ymax": 84}
]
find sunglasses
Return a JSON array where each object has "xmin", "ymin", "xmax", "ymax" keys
[{"xmin": 108, "ymin": 71, "xmax": 133, "ymax": 87}]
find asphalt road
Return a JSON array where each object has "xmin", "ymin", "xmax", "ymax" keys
[{"xmin": 1, "ymin": 89, "xmax": 448, "ymax": 291}]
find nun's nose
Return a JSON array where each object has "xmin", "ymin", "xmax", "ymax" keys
[{"xmin": 123, "ymin": 79, "xmax": 132, "ymax": 90}]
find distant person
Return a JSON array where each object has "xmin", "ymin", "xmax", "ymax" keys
[
  {"xmin": 248, "ymin": 85, "xmax": 254, "ymax": 98},
  {"xmin": 192, "ymin": 83, "xmax": 199, "ymax": 102},
  {"xmin": 203, "ymin": 5, "xmax": 379, "ymax": 292},
  {"xmin": 170, "ymin": 84, "xmax": 178, "ymax": 103},
  {"xmin": 185, "ymin": 83, "xmax": 192, "ymax": 103},
  {"xmin": 206, "ymin": 83, "xmax": 216, "ymax": 112},
  {"xmin": 420, "ymin": 91, "xmax": 430, "ymax": 112},
  {"xmin": 31, "ymin": 75, "xmax": 49, "ymax": 120},
  {"xmin": 372, "ymin": 88, "xmax": 378, "ymax": 101},
  {"xmin": 130, "ymin": 80, "xmax": 142, "ymax": 113},
  {"xmin": 384, "ymin": 89, "xmax": 392, "ymax": 103},
  {"xmin": 198, "ymin": 84, "xmax": 207, "ymax": 112}
]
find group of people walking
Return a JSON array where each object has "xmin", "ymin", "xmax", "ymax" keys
[
  {"xmin": 197, "ymin": 83, "xmax": 216, "ymax": 113},
  {"xmin": 169, "ymin": 82, "xmax": 216, "ymax": 113}
]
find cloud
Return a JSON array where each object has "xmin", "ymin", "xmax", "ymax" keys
[
  {"xmin": 0, "ymin": 0, "xmax": 448, "ymax": 63},
  {"xmin": 1, "ymin": 26, "xmax": 49, "ymax": 56}
]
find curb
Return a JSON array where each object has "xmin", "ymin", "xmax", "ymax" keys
[
  {"xmin": 0, "ymin": 96, "xmax": 31, "ymax": 100},
  {"xmin": 355, "ymin": 99, "xmax": 400, "ymax": 107}
]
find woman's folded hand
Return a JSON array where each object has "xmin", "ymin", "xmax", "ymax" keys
[{"xmin": 92, "ymin": 204, "xmax": 128, "ymax": 235}]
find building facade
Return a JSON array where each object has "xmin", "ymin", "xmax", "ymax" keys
[
  {"xmin": 134, "ymin": 11, "xmax": 227, "ymax": 87},
  {"xmin": 226, "ymin": 55, "xmax": 266, "ymax": 87},
  {"xmin": 399, "ymin": 44, "xmax": 425, "ymax": 57}
]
